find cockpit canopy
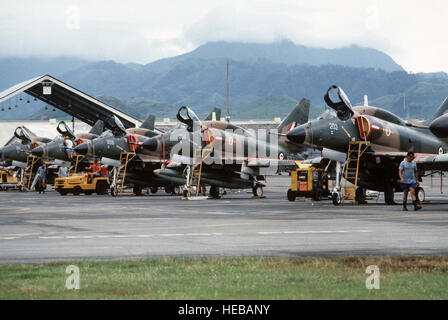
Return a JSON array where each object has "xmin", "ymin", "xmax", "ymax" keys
[
  {"xmin": 176, "ymin": 106, "xmax": 201, "ymax": 132},
  {"xmin": 14, "ymin": 127, "xmax": 32, "ymax": 144},
  {"xmin": 57, "ymin": 121, "xmax": 75, "ymax": 139},
  {"xmin": 106, "ymin": 115, "xmax": 127, "ymax": 136},
  {"xmin": 324, "ymin": 85, "xmax": 354, "ymax": 121}
]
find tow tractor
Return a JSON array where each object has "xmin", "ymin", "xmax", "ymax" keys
[
  {"xmin": 287, "ymin": 161, "xmax": 330, "ymax": 201},
  {"xmin": 0, "ymin": 169, "xmax": 20, "ymax": 191},
  {"xmin": 54, "ymin": 172, "xmax": 110, "ymax": 196}
]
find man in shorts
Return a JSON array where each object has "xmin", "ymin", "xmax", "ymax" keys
[
  {"xmin": 37, "ymin": 163, "xmax": 47, "ymax": 194},
  {"xmin": 65, "ymin": 136, "xmax": 74, "ymax": 162},
  {"xmin": 399, "ymin": 151, "xmax": 422, "ymax": 211}
]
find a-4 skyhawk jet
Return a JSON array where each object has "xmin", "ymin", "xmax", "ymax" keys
[
  {"xmin": 140, "ymin": 101, "xmax": 311, "ymax": 198},
  {"xmin": 286, "ymin": 85, "xmax": 448, "ymax": 205}
]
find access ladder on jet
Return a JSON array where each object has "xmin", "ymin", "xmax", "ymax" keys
[
  {"xmin": 342, "ymin": 141, "xmax": 370, "ymax": 205},
  {"xmin": 111, "ymin": 152, "xmax": 136, "ymax": 197},
  {"xmin": 186, "ymin": 147, "xmax": 212, "ymax": 198},
  {"xmin": 20, "ymin": 155, "xmax": 39, "ymax": 191}
]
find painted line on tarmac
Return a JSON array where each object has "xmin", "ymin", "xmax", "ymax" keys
[{"xmin": 0, "ymin": 229, "xmax": 373, "ymax": 241}]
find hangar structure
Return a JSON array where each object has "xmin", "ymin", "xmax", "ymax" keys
[{"xmin": 0, "ymin": 75, "xmax": 141, "ymax": 129}]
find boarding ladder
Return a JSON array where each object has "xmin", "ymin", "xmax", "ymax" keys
[
  {"xmin": 187, "ymin": 148, "xmax": 212, "ymax": 198},
  {"xmin": 21, "ymin": 155, "xmax": 39, "ymax": 191},
  {"xmin": 112, "ymin": 152, "xmax": 136, "ymax": 196},
  {"xmin": 69, "ymin": 155, "xmax": 85, "ymax": 175},
  {"xmin": 342, "ymin": 141, "xmax": 370, "ymax": 204}
]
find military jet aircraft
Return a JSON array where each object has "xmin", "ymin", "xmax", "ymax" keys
[
  {"xmin": 0, "ymin": 126, "xmax": 51, "ymax": 166},
  {"xmin": 140, "ymin": 100, "xmax": 310, "ymax": 198},
  {"xmin": 31, "ymin": 120, "xmax": 104, "ymax": 166},
  {"xmin": 286, "ymin": 85, "xmax": 448, "ymax": 205},
  {"xmin": 74, "ymin": 114, "xmax": 182, "ymax": 195}
]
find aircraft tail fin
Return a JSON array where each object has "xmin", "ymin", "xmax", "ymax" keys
[
  {"xmin": 140, "ymin": 114, "xmax": 155, "ymax": 130},
  {"xmin": 204, "ymin": 108, "xmax": 222, "ymax": 121},
  {"xmin": 89, "ymin": 120, "xmax": 105, "ymax": 135},
  {"xmin": 277, "ymin": 98, "xmax": 310, "ymax": 134},
  {"xmin": 428, "ymin": 97, "xmax": 448, "ymax": 123}
]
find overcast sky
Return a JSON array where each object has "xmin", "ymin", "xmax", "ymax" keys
[{"xmin": 1, "ymin": 0, "xmax": 447, "ymax": 73}]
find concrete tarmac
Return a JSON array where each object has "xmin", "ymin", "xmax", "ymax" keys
[{"xmin": 1, "ymin": 176, "xmax": 448, "ymax": 263}]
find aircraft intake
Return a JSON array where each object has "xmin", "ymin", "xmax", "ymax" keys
[
  {"xmin": 142, "ymin": 137, "xmax": 158, "ymax": 152},
  {"xmin": 31, "ymin": 146, "xmax": 44, "ymax": 157},
  {"xmin": 74, "ymin": 143, "xmax": 89, "ymax": 155}
]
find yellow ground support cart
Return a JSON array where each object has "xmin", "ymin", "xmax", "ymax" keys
[
  {"xmin": 287, "ymin": 161, "xmax": 330, "ymax": 201},
  {"xmin": 0, "ymin": 169, "xmax": 19, "ymax": 190},
  {"xmin": 54, "ymin": 173, "xmax": 110, "ymax": 196}
]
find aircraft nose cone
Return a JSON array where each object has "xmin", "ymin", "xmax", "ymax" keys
[
  {"xmin": 430, "ymin": 114, "xmax": 448, "ymax": 138},
  {"xmin": 287, "ymin": 126, "xmax": 307, "ymax": 144},
  {"xmin": 142, "ymin": 137, "xmax": 158, "ymax": 152},
  {"xmin": 74, "ymin": 143, "xmax": 88, "ymax": 155},
  {"xmin": 32, "ymin": 146, "xmax": 44, "ymax": 157}
]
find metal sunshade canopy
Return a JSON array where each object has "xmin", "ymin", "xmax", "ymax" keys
[{"xmin": 0, "ymin": 74, "xmax": 141, "ymax": 129}]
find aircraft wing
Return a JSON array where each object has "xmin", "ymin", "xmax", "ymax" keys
[
  {"xmin": 414, "ymin": 154, "xmax": 448, "ymax": 171},
  {"xmin": 246, "ymin": 158, "xmax": 297, "ymax": 169}
]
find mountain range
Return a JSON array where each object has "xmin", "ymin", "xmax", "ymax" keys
[{"xmin": 1, "ymin": 41, "xmax": 447, "ymax": 121}]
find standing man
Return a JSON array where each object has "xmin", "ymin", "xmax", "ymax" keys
[
  {"xmin": 399, "ymin": 151, "xmax": 422, "ymax": 211},
  {"xmin": 58, "ymin": 162, "xmax": 68, "ymax": 178},
  {"xmin": 65, "ymin": 136, "xmax": 74, "ymax": 163},
  {"xmin": 37, "ymin": 163, "xmax": 47, "ymax": 194}
]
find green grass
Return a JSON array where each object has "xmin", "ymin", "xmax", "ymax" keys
[{"xmin": 0, "ymin": 256, "xmax": 447, "ymax": 299}]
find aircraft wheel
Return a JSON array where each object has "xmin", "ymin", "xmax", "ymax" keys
[
  {"xmin": 165, "ymin": 186, "xmax": 174, "ymax": 194},
  {"xmin": 287, "ymin": 189, "xmax": 296, "ymax": 202},
  {"xmin": 133, "ymin": 184, "xmax": 143, "ymax": 196},
  {"xmin": 209, "ymin": 186, "xmax": 219, "ymax": 198},
  {"xmin": 110, "ymin": 187, "xmax": 117, "ymax": 197},
  {"xmin": 150, "ymin": 186, "xmax": 158, "ymax": 194},
  {"xmin": 416, "ymin": 187, "xmax": 425, "ymax": 203},
  {"xmin": 18, "ymin": 185, "xmax": 23, "ymax": 192},
  {"xmin": 253, "ymin": 185, "xmax": 263, "ymax": 197},
  {"xmin": 73, "ymin": 186, "xmax": 82, "ymax": 196},
  {"xmin": 173, "ymin": 186, "xmax": 181, "ymax": 195},
  {"xmin": 332, "ymin": 192, "xmax": 341, "ymax": 206},
  {"xmin": 182, "ymin": 189, "xmax": 188, "ymax": 198},
  {"xmin": 96, "ymin": 181, "xmax": 108, "ymax": 195}
]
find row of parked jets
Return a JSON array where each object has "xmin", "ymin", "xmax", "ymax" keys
[{"xmin": 1, "ymin": 86, "xmax": 448, "ymax": 204}]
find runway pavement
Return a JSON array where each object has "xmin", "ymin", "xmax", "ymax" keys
[{"xmin": 1, "ymin": 176, "xmax": 448, "ymax": 263}]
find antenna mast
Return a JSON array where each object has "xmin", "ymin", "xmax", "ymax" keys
[{"xmin": 226, "ymin": 60, "xmax": 230, "ymax": 122}]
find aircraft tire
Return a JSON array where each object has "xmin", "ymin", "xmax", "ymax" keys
[
  {"xmin": 173, "ymin": 186, "xmax": 181, "ymax": 195},
  {"xmin": 416, "ymin": 187, "xmax": 425, "ymax": 203},
  {"xmin": 165, "ymin": 186, "xmax": 174, "ymax": 194},
  {"xmin": 150, "ymin": 186, "xmax": 158, "ymax": 194},
  {"xmin": 253, "ymin": 186, "xmax": 263, "ymax": 197},
  {"xmin": 110, "ymin": 187, "xmax": 117, "ymax": 197},
  {"xmin": 182, "ymin": 189, "xmax": 188, "ymax": 198},
  {"xmin": 332, "ymin": 192, "xmax": 341, "ymax": 206},
  {"xmin": 287, "ymin": 189, "xmax": 296, "ymax": 202}
]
